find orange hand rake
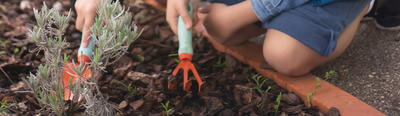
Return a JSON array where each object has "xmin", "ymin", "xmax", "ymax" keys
[{"xmin": 168, "ymin": 3, "xmax": 204, "ymax": 92}]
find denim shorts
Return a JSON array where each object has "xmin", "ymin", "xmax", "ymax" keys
[{"xmin": 207, "ymin": 0, "xmax": 370, "ymax": 57}]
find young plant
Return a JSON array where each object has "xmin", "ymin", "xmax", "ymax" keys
[
  {"xmin": 0, "ymin": 40, "xmax": 9, "ymax": 55},
  {"xmin": 174, "ymin": 59, "xmax": 180, "ymax": 63},
  {"xmin": 274, "ymin": 92, "xmax": 282, "ymax": 116},
  {"xmin": 252, "ymin": 75, "xmax": 268, "ymax": 96},
  {"xmin": 13, "ymin": 48, "xmax": 19, "ymax": 55},
  {"xmin": 161, "ymin": 101, "xmax": 174, "ymax": 116},
  {"xmin": 168, "ymin": 53, "xmax": 178, "ymax": 57},
  {"xmin": 22, "ymin": 0, "xmax": 142, "ymax": 115},
  {"xmin": 257, "ymin": 86, "xmax": 271, "ymax": 109},
  {"xmin": 307, "ymin": 70, "xmax": 337, "ymax": 107},
  {"xmin": 137, "ymin": 54, "xmax": 145, "ymax": 62},
  {"xmin": 213, "ymin": 57, "xmax": 227, "ymax": 67},
  {"xmin": 0, "ymin": 100, "xmax": 7, "ymax": 114},
  {"xmin": 112, "ymin": 79, "xmax": 135, "ymax": 95}
]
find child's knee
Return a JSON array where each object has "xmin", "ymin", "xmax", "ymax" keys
[{"xmin": 263, "ymin": 50, "xmax": 309, "ymax": 77}]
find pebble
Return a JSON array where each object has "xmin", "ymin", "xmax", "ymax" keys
[
  {"xmin": 368, "ymin": 74, "xmax": 374, "ymax": 78},
  {"xmin": 371, "ymin": 72, "xmax": 376, "ymax": 75},
  {"xmin": 381, "ymin": 96, "xmax": 384, "ymax": 99},
  {"xmin": 53, "ymin": 2, "xmax": 63, "ymax": 11},
  {"xmin": 20, "ymin": 0, "xmax": 31, "ymax": 10}
]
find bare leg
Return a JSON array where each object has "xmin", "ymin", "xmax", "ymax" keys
[{"xmin": 262, "ymin": 5, "xmax": 369, "ymax": 77}]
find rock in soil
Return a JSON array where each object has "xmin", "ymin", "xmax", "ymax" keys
[
  {"xmin": 281, "ymin": 93, "xmax": 301, "ymax": 105},
  {"xmin": 327, "ymin": 107, "xmax": 340, "ymax": 116},
  {"xmin": 127, "ymin": 71, "xmax": 159, "ymax": 84}
]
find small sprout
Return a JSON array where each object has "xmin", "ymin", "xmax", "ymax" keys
[
  {"xmin": 138, "ymin": 15, "xmax": 145, "ymax": 20},
  {"xmin": 0, "ymin": 100, "xmax": 7, "ymax": 114},
  {"xmin": 174, "ymin": 59, "xmax": 180, "ymax": 63},
  {"xmin": 307, "ymin": 70, "xmax": 336, "ymax": 107},
  {"xmin": 249, "ymin": 88, "xmax": 252, "ymax": 102},
  {"xmin": 161, "ymin": 101, "xmax": 174, "ymax": 116},
  {"xmin": 137, "ymin": 55, "xmax": 145, "ymax": 62},
  {"xmin": 0, "ymin": 4, "xmax": 6, "ymax": 12},
  {"xmin": 252, "ymin": 75, "xmax": 268, "ymax": 96},
  {"xmin": 168, "ymin": 53, "xmax": 178, "ymax": 57},
  {"xmin": 0, "ymin": 51, "xmax": 6, "ymax": 55},
  {"xmin": 112, "ymin": 79, "xmax": 135, "ymax": 95},
  {"xmin": 275, "ymin": 92, "xmax": 282, "ymax": 116},
  {"xmin": 13, "ymin": 48, "xmax": 19, "ymax": 54},
  {"xmin": 213, "ymin": 57, "xmax": 227, "ymax": 67}
]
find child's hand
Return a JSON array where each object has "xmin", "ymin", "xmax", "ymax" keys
[
  {"xmin": 74, "ymin": 0, "xmax": 101, "ymax": 47},
  {"xmin": 166, "ymin": 0, "xmax": 198, "ymax": 35}
]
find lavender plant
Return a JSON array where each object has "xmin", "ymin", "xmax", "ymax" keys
[{"xmin": 23, "ymin": 0, "xmax": 142, "ymax": 115}]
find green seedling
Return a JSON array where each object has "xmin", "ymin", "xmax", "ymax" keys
[
  {"xmin": 257, "ymin": 86, "xmax": 271, "ymax": 109},
  {"xmin": 113, "ymin": 79, "xmax": 135, "ymax": 95},
  {"xmin": 137, "ymin": 55, "xmax": 145, "ymax": 62},
  {"xmin": 252, "ymin": 75, "xmax": 268, "ymax": 96},
  {"xmin": 249, "ymin": 88, "xmax": 252, "ymax": 102},
  {"xmin": 13, "ymin": 48, "xmax": 19, "ymax": 55},
  {"xmin": 139, "ymin": 15, "xmax": 145, "ymax": 20},
  {"xmin": 168, "ymin": 53, "xmax": 178, "ymax": 57},
  {"xmin": 213, "ymin": 57, "xmax": 227, "ymax": 67},
  {"xmin": 0, "ymin": 40, "xmax": 9, "ymax": 55},
  {"xmin": 307, "ymin": 70, "xmax": 336, "ymax": 107},
  {"xmin": 161, "ymin": 101, "xmax": 174, "ymax": 116},
  {"xmin": 0, "ymin": 100, "xmax": 7, "ymax": 114},
  {"xmin": 0, "ymin": 4, "xmax": 6, "ymax": 12},
  {"xmin": 174, "ymin": 58, "xmax": 180, "ymax": 63},
  {"xmin": 274, "ymin": 92, "xmax": 282, "ymax": 116}
]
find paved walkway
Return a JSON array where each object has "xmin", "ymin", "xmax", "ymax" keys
[
  {"xmin": 312, "ymin": 20, "xmax": 400, "ymax": 116},
  {"xmin": 248, "ymin": 20, "xmax": 399, "ymax": 115}
]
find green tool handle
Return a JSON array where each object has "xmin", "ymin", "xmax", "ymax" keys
[
  {"xmin": 177, "ymin": 2, "xmax": 194, "ymax": 55},
  {"xmin": 78, "ymin": 26, "xmax": 94, "ymax": 63}
]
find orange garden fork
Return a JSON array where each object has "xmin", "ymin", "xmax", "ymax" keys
[{"xmin": 168, "ymin": 3, "xmax": 203, "ymax": 92}]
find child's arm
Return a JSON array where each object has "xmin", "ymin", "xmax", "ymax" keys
[
  {"xmin": 166, "ymin": 0, "xmax": 198, "ymax": 35},
  {"xmin": 74, "ymin": 0, "xmax": 101, "ymax": 47}
]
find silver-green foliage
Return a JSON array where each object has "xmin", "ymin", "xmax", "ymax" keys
[{"xmin": 23, "ymin": 0, "xmax": 142, "ymax": 115}]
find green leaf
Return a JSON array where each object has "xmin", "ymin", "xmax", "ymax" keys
[
  {"xmin": 316, "ymin": 77, "xmax": 321, "ymax": 83},
  {"xmin": 13, "ymin": 48, "xmax": 19, "ymax": 54},
  {"xmin": 0, "ymin": 51, "xmax": 6, "ymax": 55},
  {"xmin": 174, "ymin": 59, "xmax": 180, "ymax": 63},
  {"xmin": 137, "ymin": 55, "xmax": 145, "ymax": 62},
  {"xmin": 168, "ymin": 53, "xmax": 178, "ymax": 57}
]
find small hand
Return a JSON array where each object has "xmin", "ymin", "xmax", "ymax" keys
[
  {"xmin": 166, "ymin": 0, "xmax": 199, "ymax": 35},
  {"xmin": 74, "ymin": 0, "xmax": 101, "ymax": 47}
]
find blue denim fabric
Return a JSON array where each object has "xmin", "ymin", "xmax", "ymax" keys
[
  {"xmin": 311, "ymin": 0, "xmax": 343, "ymax": 5},
  {"xmin": 250, "ymin": 0, "xmax": 309, "ymax": 23},
  {"xmin": 206, "ymin": 0, "xmax": 370, "ymax": 57}
]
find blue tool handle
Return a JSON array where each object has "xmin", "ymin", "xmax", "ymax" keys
[
  {"xmin": 177, "ymin": 2, "xmax": 194, "ymax": 55},
  {"xmin": 78, "ymin": 26, "xmax": 93, "ymax": 63}
]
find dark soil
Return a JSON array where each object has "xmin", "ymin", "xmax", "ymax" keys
[{"xmin": 0, "ymin": 0, "xmax": 326, "ymax": 116}]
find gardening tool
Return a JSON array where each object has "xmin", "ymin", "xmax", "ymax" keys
[
  {"xmin": 62, "ymin": 26, "xmax": 94, "ymax": 100},
  {"xmin": 168, "ymin": 3, "xmax": 204, "ymax": 92}
]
